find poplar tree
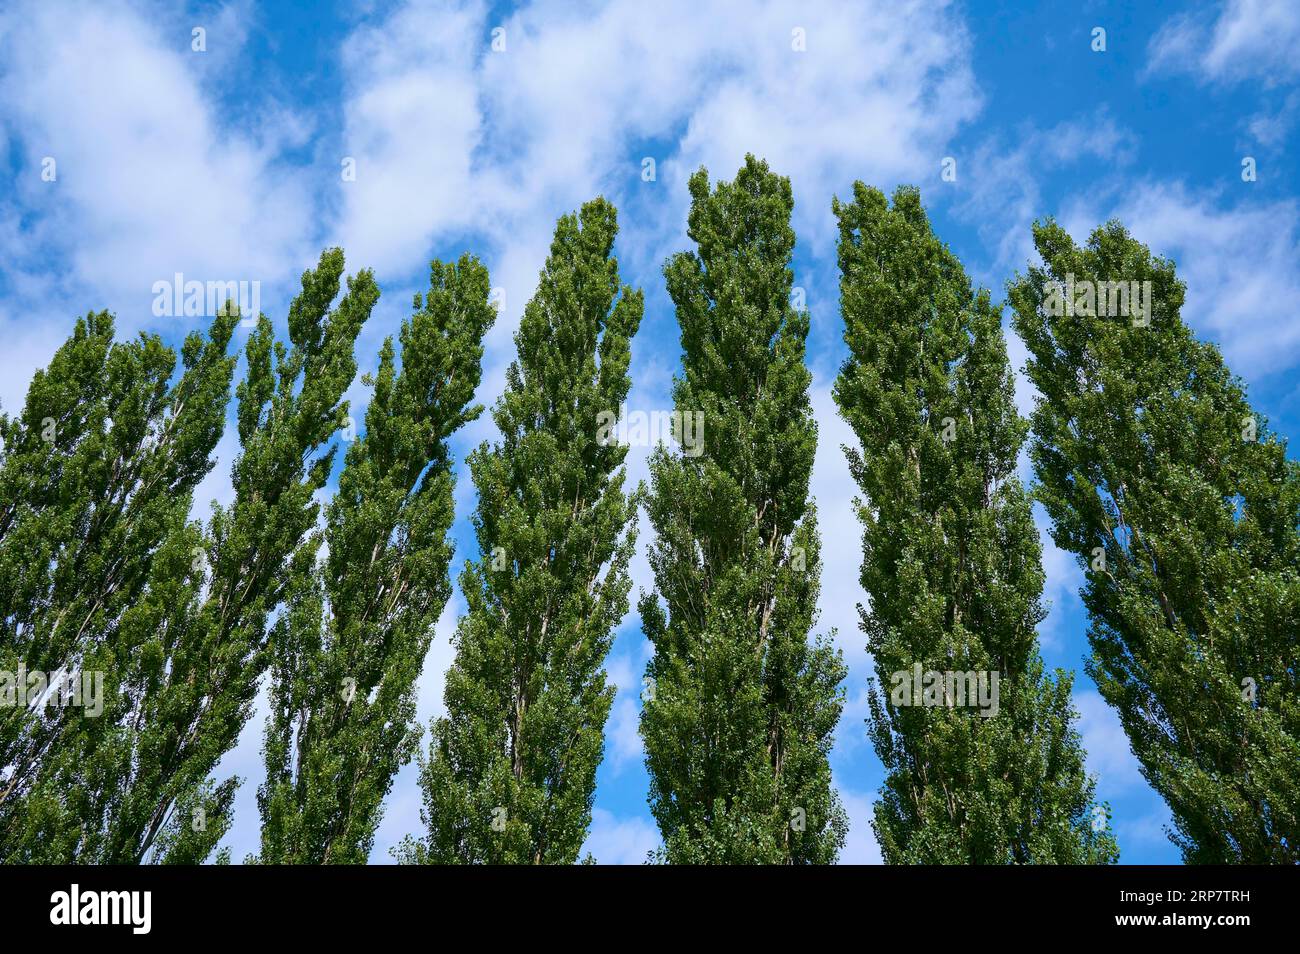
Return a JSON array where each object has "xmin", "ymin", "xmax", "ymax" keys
[
  {"xmin": 400, "ymin": 199, "xmax": 642, "ymax": 864},
  {"xmin": 833, "ymin": 185, "xmax": 1115, "ymax": 864},
  {"xmin": 1, "ymin": 249, "xmax": 374, "ymax": 862},
  {"xmin": 639, "ymin": 156, "xmax": 846, "ymax": 864},
  {"xmin": 1009, "ymin": 219, "xmax": 1300, "ymax": 863},
  {"xmin": 258, "ymin": 255, "xmax": 495, "ymax": 864},
  {"xmin": 0, "ymin": 309, "xmax": 237, "ymax": 850}
]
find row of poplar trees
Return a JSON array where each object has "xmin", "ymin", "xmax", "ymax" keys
[{"xmin": 0, "ymin": 156, "xmax": 1294, "ymax": 864}]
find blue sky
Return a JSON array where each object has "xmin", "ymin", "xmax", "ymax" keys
[{"xmin": 1, "ymin": 0, "xmax": 1297, "ymax": 864}]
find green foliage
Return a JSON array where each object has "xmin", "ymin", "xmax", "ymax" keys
[
  {"xmin": 1009, "ymin": 219, "xmax": 1300, "ymax": 863},
  {"xmin": 640, "ymin": 156, "xmax": 847, "ymax": 864},
  {"xmin": 258, "ymin": 254, "xmax": 495, "ymax": 864},
  {"xmin": 0, "ymin": 249, "xmax": 373, "ymax": 862},
  {"xmin": 6, "ymin": 171, "xmax": 1290, "ymax": 869},
  {"xmin": 833, "ymin": 185, "xmax": 1117, "ymax": 864},
  {"xmin": 400, "ymin": 199, "xmax": 643, "ymax": 864},
  {"xmin": 0, "ymin": 308, "xmax": 238, "ymax": 860}
]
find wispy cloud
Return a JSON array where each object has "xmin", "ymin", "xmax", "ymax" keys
[
  {"xmin": 1074, "ymin": 690, "xmax": 1144, "ymax": 799},
  {"xmin": 838, "ymin": 782, "xmax": 884, "ymax": 864},
  {"xmin": 583, "ymin": 807, "xmax": 659, "ymax": 864},
  {"xmin": 0, "ymin": 0, "xmax": 316, "ymax": 331},
  {"xmin": 1060, "ymin": 181, "xmax": 1300, "ymax": 380},
  {"xmin": 1147, "ymin": 0, "xmax": 1300, "ymax": 86},
  {"xmin": 949, "ymin": 110, "xmax": 1138, "ymax": 279}
]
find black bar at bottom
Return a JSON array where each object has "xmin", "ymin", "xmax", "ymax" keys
[{"xmin": 0, "ymin": 863, "xmax": 1288, "ymax": 941}]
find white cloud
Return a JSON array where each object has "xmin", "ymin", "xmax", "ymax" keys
[
  {"xmin": 334, "ymin": 0, "xmax": 485, "ymax": 278},
  {"xmin": 950, "ymin": 110, "xmax": 1138, "ymax": 280},
  {"xmin": 837, "ymin": 782, "xmax": 883, "ymax": 864},
  {"xmin": 1147, "ymin": 0, "xmax": 1300, "ymax": 86},
  {"xmin": 335, "ymin": 592, "xmax": 463, "ymax": 863},
  {"xmin": 1059, "ymin": 181, "xmax": 1300, "ymax": 380},
  {"xmin": 603, "ymin": 641, "xmax": 652, "ymax": 772},
  {"xmin": 1074, "ymin": 690, "xmax": 1144, "ymax": 799},
  {"xmin": 415, "ymin": 594, "xmax": 464, "ymax": 724},
  {"xmin": 663, "ymin": 0, "xmax": 982, "ymax": 261},
  {"xmin": 605, "ymin": 695, "xmax": 644, "ymax": 770},
  {"xmin": 809, "ymin": 379, "xmax": 869, "ymax": 670},
  {"xmin": 833, "ymin": 683, "xmax": 873, "ymax": 761},
  {"xmin": 1246, "ymin": 91, "xmax": 1300, "ymax": 147},
  {"xmin": 1036, "ymin": 518, "xmax": 1084, "ymax": 653},
  {"xmin": 582, "ymin": 807, "xmax": 659, "ymax": 864},
  {"xmin": 332, "ymin": 0, "xmax": 982, "ymax": 394},
  {"xmin": 209, "ymin": 677, "xmax": 269, "ymax": 864},
  {"xmin": 190, "ymin": 426, "xmax": 242, "ymax": 515},
  {"xmin": 0, "ymin": 321, "xmax": 67, "ymax": 421},
  {"xmin": 0, "ymin": 0, "xmax": 316, "ymax": 336}
]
